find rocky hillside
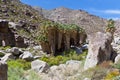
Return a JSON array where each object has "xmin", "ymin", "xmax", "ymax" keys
[
  {"xmin": 0, "ymin": 0, "xmax": 49, "ymax": 36},
  {"xmin": 34, "ymin": 7, "xmax": 108, "ymax": 34},
  {"xmin": 0, "ymin": 0, "xmax": 50, "ymax": 47}
]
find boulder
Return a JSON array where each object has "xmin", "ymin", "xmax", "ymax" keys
[
  {"xmin": 9, "ymin": 22, "xmax": 22, "ymax": 30},
  {"xmin": 31, "ymin": 59, "xmax": 49, "ymax": 73},
  {"xmin": 114, "ymin": 37, "xmax": 120, "ymax": 45},
  {"xmin": 9, "ymin": 47, "xmax": 20, "ymax": 55},
  {"xmin": 33, "ymin": 45, "xmax": 42, "ymax": 50},
  {"xmin": 1, "ymin": 53, "xmax": 15, "ymax": 62},
  {"xmin": 84, "ymin": 32, "xmax": 114, "ymax": 70},
  {"xmin": 114, "ymin": 54, "xmax": 120, "ymax": 64},
  {"xmin": 0, "ymin": 61, "xmax": 7, "ymax": 80},
  {"xmin": 66, "ymin": 60, "xmax": 82, "ymax": 71},
  {"xmin": 20, "ymin": 51, "xmax": 33, "ymax": 61}
]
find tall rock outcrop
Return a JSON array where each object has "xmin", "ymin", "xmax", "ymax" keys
[
  {"xmin": 0, "ymin": 20, "xmax": 27, "ymax": 47},
  {"xmin": 84, "ymin": 32, "xmax": 115, "ymax": 70},
  {"xmin": 0, "ymin": 61, "xmax": 8, "ymax": 80},
  {"xmin": 0, "ymin": 20, "xmax": 16, "ymax": 46}
]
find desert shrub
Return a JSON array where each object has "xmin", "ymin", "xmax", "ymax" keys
[
  {"xmin": 63, "ymin": 49, "xmax": 87, "ymax": 60},
  {"xmin": 7, "ymin": 59, "xmax": 31, "ymax": 70},
  {"xmin": 113, "ymin": 63, "xmax": 120, "ymax": 69},
  {"xmin": 0, "ymin": 46, "xmax": 11, "ymax": 50},
  {"xmin": 40, "ymin": 49, "xmax": 87, "ymax": 66},
  {"xmin": 40, "ymin": 55, "xmax": 69, "ymax": 66},
  {"xmin": 76, "ymin": 66, "xmax": 108, "ymax": 80},
  {"xmin": 8, "ymin": 65, "xmax": 41, "ymax": 80},
  {"xmin": 105, "ymin": 69, "xmax": 120, "ymax": 80},
  {"xmin": 106, "ymin": 19, "xmax": 115, "ymax": 33},
  {"xmin": 8, "ymin": 59, "xmax": 39, "ymax": 80},
  {"xmin": 8, "ymin": 67, "xmax": 26, "ymax": 80}
]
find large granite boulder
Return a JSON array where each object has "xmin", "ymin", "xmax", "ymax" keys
[
  {"xmin": 0, "ymin": 61, "xmax": 7, "ymax": 80},
  {"xmin": 19, "ymin": 51, "xmax": 33, "ymax": 61},
  {"xmin": 84, "ymin": 32, "xmax": 115, "ymax": 70},
  {"xmin": 31, "ymin": 59, "xmax": 49, "ymax": 73}
]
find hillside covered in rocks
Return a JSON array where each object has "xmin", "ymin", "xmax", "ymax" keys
[
  {"xmin": 0, "ymin": 0, "xmax": 120, "ymax": 80},
  {"xmin": 34, "ymin": 7, "xmax": 108, "ymax": 34}
]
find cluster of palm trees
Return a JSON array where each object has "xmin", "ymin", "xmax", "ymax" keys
[{"xmin": 36, "ymin": 21, "xmax": 86, "ymax": 55}]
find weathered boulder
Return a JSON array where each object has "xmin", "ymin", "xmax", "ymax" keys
[
  {"xmin": 20, "ymin": 51, "xmax": 33, "ymax": 61},
  {"xmin": 84, "ymin": 32, "xmax": 114, "ymax": 70},
  {"xmin": 9, "ymin": 47, "xmax": 21, "ymax": 55},
  {"xmin": 1, "ymin": 53, "xmax": 15, "ymax": 62},
  {"xmin": 31, "ymin": 59, "xmax": 49, "ymax": 73},
  {"xmin": 0, "ymin": 61, "xmax": 7, "ymax": 80}
]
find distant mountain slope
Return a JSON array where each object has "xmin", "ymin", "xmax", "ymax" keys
[{"xmin": 34, "ymin": 7, "xmax": 108, "ymax": 34}]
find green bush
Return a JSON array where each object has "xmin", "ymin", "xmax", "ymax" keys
[
  {"xmin": 40, "ymin": 49, "xmax": 88, "ymax": 66},
  {"xmin": 0, "ymin": 46, "xmax": 11, "ymax": 50},
  {"xmin": 8, "ymin": 66, "xmax": 41, "ymax": 80},
  {"xmin": 7, "ymin": 59, "xmax": 31, "ymax": 70},
  {"xmin": 105, "ymin": 69, "xmax": 120, "ymax": 80},
  {"xmin": 8, "ymin": 59, "xmax": 41, "ymax": 80},
  {"xmin": 40, "ymin": 55, "xmax": 69, "ymax": 66}
]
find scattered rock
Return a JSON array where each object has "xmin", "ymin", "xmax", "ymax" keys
[
  {"xmin": 33, "ymin": 45, "xmax": 42, "ymax": 50},
  {"xmin": 31, "ymin": 59, "xmax": 49, "ymax": 73},
  {"xmin": 0, "ymin": 61, "xmax": 7, "ymax": 80},
  {"xmin": 1, "ymin": 53, "xmax": 15, "ymax": 62},
  {"xmin": 114, "ymin": 37, "xmax": 120, "ymax": 45},
  {"xmin": 33, "ymin": 56, "xmax": 41, "ymax": 59},
  {"xmin": 20, "ymin": 51, "xmax": 33, "ymax": 61},
  {"xmin": 9, "ymin": 22, "xmax": 22, "ymax": 30},
  {"xmin": 84, "ymin": 78, "xmax": 91, "ymax": 80}
]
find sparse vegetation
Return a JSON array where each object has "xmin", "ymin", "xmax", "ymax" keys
[
  {"xmin": 8, "ymin": 59, "xmax": 41, "ymax": 80},
  {"xmin": 106, "ymin": 19, "xmax": 115, "ymax": 33},
  {"xmin": 7, "ymin": 59, "xmax": 31, "ymax": 70},
  {"xmin": 40, "ymin": 49, "xmax": 87, "ymax": 66},
  {"xmin": 105, "ymin": 69, "xmax": 120, "ymax": 80}
]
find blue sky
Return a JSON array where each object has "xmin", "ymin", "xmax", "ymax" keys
[{"xmin": 21, "ymin": 0, "xmax": 120, "ymax": 20}]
